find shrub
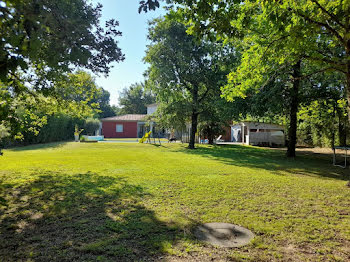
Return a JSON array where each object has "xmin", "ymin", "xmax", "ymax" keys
[{"xmin": 84, "ymin": 118, "xmax": 100, "ymax": 136}]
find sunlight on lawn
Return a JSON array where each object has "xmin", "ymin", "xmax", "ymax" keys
[{"xmin": 0, "ymin": 142, "xmax": 349, "ymax": 261}]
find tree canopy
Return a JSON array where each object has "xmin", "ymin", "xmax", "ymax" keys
[
  {"xmin": 156, "ymin": 0, "xmax": 349, "ymax": 157},
  {"xmin": 0, "ymin": 0, "xmax": 124, "ymax": 142},
  {"xmin": 0, "ymin": 0, "xmax": 124, "ymax": 85},
  {"xmin": 118, "ymin": 82, "xmax": 155, "ymax": 115},
  {"xmin": 145, "ymin": 17, "xmax": 239, "ymax": 148}
]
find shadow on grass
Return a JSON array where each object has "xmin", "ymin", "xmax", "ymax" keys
[
  {"xmin": 0, "ymin": 172, "xmax": 180, "ymax": 261},
  {"xmin": 176, "ymin": 144, "xmax": 349, "ymax": 181},
  {"xmin": 9, "ymin": 141, "xmax": 71, "ymax": 152}
]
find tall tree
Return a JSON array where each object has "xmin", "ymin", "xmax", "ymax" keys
[
  {"xmin": 55, "ymin": 71, "xmax": 116, "ymax": 118},
  {"xmin": 0, "ymin": 0, "xmax": 124, "ymax": 84},
  {"xmin": 0, "ymin": 0, "xmax": 124, "ymax": 138},
  {"xmin": 161, "ymin": 0, "xmax": 350, "ymax": 156},
  {"xmin": 118, "ymin": 83, "xmax": 155, "ymax": 114},
  {"xmin": 144, "ymin": 17, "xmax": 237, "ymax": 149},
  {"xmin": 94, "ymin": 89, "xmax": 117, "ymax": 118}
]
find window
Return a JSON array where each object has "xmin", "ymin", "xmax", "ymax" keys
[{"xmin": 116, "ymin": 124, "xmax": 123, "ymax": 133}]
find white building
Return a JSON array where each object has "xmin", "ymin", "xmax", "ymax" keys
[{"xmin": 231, "ymin": 121, "xmax": 285, "ymax": 146}]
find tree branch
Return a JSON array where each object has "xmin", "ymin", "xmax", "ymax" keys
[
  {"xmin": 311, "ymin": 0, "xmax": 345, "ymax": 29},
  {"xmin": 296, "ymin": 11, "xmax": 344, "ymax": 44},
  {"xmin": 198, "ymin": 86, "xmax": 210, "ymax": 102},
  {"xmin": 261, "ymin": 34, "xmax": 289, "ymax": 59},
  {"xmin": 295, "ymin": 66, "xmax": 338, "ymax": 80},
  {"xmin": 303, "ymin": 54, "xmax": 346, "ymax": 73}
]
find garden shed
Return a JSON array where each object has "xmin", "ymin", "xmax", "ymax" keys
[{"xmin": 231, "ymin": 121, "xmax": 285, "ymax": 147}]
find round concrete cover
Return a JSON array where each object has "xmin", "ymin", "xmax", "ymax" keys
[{"xmin": 194, "ymin": 223, "xmax": 254, "ymax": 247}]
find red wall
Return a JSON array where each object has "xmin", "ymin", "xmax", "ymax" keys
[{"xmin": 102, "ymin": 121, "xmax": 138, "ymax": 138}]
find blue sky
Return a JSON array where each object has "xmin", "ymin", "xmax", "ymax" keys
[{"xmin": 90, "ymin": 0, "xmax": 165, "ymax": 106}]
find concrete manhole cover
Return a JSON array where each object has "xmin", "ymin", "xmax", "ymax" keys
[{"xmin": 194, "ymin": 223, "xmax": 254, "ymax": 247}]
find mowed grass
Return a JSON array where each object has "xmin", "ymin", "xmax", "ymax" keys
[{"xmin": 0, "ymin": 142, "xmax": 349, "ymax": 261}]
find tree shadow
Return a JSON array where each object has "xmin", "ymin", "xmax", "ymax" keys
[
  {"xmin": 0, "ymin": 172, "xmax": 180, "ymax": 261},
  {"xmin": 175, "ymin": 144, "xmax": 349, "ymax": 181},
  {"xmin": 8, "ymin": 141, "xmax": 71, "ymax": 152}
]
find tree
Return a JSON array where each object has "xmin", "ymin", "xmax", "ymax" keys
[
  {"xmin": 84, "ymin": 118, "xmax": 100, "ymax": 136},
  {"xmin": 111, "ymin": 105, "xmax": 122, "ymax": 116},
  {"xmin": 163, "ymin": 0, "xmax": 350, "ymax": 157},
  {"xmin": 1, "ymin": 71, "xmax": 105, "ymax": 142},
  {"xmin": 55, "ymin": 71, "xmax": 116, "ymax": 119},
  {"xmin": 0, "ymin": 0, "xmax": 124, "ymax": 84},
  {"xmin": 297, "ymin": 71, "xmax": 347, "ymax": 147},
  {"xmin": 118, "ymin": 83, "xmax": 155, "ymax": 114},
  {"xmin": 144, "ymin": 1, "xmax": 350, "ymax": 185},
  {"xmin": 94, "ymin": 89, "xmax": 116, "ymax": 118},
  {"xmin": 0, "ymin": 0, "xmax": 124, "ymax": 140},
  {"xmin": 198, "ymin": 98, "xmax": 235, "ymax": 145},
  {"xmin": 55, "ymin": 71, "xmax": 101, "ymax": 109},
  {"xmin": 144, "ymin": 17, "xmax": 237, "ymax": 149}
]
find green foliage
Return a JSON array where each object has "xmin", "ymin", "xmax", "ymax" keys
[
  {"xmin": 118, "ymin": 82, "xmax": 155, "ymax": 114},
  {"xmin": 95, "ymin": 89, "xmax": 117, "ymax": 118},
  {"xmin": 138, "ymin": 0, "xmax": 160, "ymax": 13},
  {"xmin": 0, "ymin": 124, "xmax": 10, "ymax": 140},
  {"xmin": 171, "ymin": 0, "xmax": 350, "ymax": 114},
  {"xmin": 55, "ymin": 70, "xmax": 114, "ymax": 118},
  {"xmin": 111, "ymin": 105, "xmax": 122, "ymax": 116},
  {"xmin": 84, "ymin": 118, "xmax": 100, "ymax": 136},
  {"xmin": 172, "ymin": 1, "xmax": 349, "ymax": 79},
  {"xmin": 0, "ymin": 0, "xmax": 124, "ymax": 84},
  {"xmin": 168, "ymin": 0, "xmax": 349, "ymax": 158},
  {"xmin": 1, "ymin": 70, "xmax": 116, "ymax": 145},
  {"xmin": 16, "ymin": 114, "xmax": 84, "ymax": 145},
  {"xmin": 145, "ymin": 17, "xmax": 239, "ymax": 148},
  {"xmin": 0, "ymin": 0, "xmax": 123, "ymax": 141},
  {"xmin": 298, "ymin": 98, "xmax": 348, "ymax": 147}
]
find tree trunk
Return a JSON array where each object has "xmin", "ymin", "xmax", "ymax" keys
[
  {"xmin": 287, "ymin": 60, "xmax": 301, "ymax": 158},
  {"xmin": 346, "ymin": 55, "xmax": 350, "ymax": 186},
  {"xmin": 188, "ymin": 85, "xmax": 199, "ymax": 149},
  {"xmin": 188, "ymin": 112, "xmax": 198, "ymax": 149}
]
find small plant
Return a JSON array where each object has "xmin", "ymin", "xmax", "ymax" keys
[
  {"xmin": 80, "ymin": 136, "xmax": 86, "ymax": 142},
  {"xmin": 74, "ymin": 125, "xmax": 84, "ymax": 136}
]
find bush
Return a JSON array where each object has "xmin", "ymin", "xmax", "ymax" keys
[
  {"xmin": 7, "ymin": 113, "xmax": 85, "ymax": 147},
  {"xmin": 84, "ymin": 118, "xmax": 100, "ymax": 136}
]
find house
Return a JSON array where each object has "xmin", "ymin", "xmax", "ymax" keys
[
  {"xmin": 100, "ymin": 104, "xmax": 157, "ymax": 138},
  {"xmin": 101, "ymin": 104, "xmax": 284, "ymax": 146},
  {"xmin": 230, "ymin": 121, "xmax": 285, "ymax": 146}
]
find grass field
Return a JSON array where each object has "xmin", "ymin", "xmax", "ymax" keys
[{"xmin": 0, "ymin": 142, "xmax": 349, "ymax": 261}]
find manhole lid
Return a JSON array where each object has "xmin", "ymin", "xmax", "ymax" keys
[{"xmin": 194, "ymin": 222, "xmax": 254, "ymax": 247}]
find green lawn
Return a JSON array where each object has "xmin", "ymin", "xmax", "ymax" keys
[{"xmin": 0, "ymin": 142, "xmax": 349, "ymax": 261}]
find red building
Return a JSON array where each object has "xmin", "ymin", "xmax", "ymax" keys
[
  {"xmin": 101, "ymin": 104, "xmax": 159, "ymax": 138},
  {"xmin": 101, "ymin": 114, "xmax": 150, "ymax": 138}
]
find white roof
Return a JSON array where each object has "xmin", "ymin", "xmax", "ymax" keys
[{"xmin": 233, "ymin": 121, "xmax": 284, "ymax": 130}]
